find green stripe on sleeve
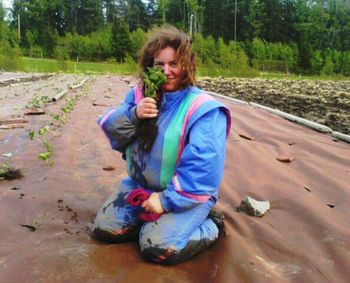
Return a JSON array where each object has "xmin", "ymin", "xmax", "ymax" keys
[{"xmin": 160, "ymin": 92, "xmax": 198, "ymax": 188}]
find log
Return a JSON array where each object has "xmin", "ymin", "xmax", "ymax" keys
[
  {"xmin": 52, "ymin": 89, "xmax": 68, "ymax": 102},
  {"xmin": 0, "ymin": 118, "xmax": 28, "ymax": 125},
  {"xmin": 0, "ymin": 124, "xmax": 25, "ymax": 130},
  {"xmin": 24, "ymin": 108, "xmax": 45, "ymax": 115}
]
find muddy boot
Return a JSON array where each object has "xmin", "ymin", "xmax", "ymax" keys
[{"xmin": 207, "ymin": 209, "xmax": 224, "ymax": 230}]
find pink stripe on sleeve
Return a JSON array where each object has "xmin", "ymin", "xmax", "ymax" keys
[
  {"xmin": 223, "ymin": 108, "xmax": 231, "ymax": 137},
  {"xmin": 176, "ymin": 94, "xmax": 214, "ymax": 163},
  {"xmin": 134, "ymin": 85, "xmax": 144, "ymax": 104},
  {"xmin": 172, "ymin": 175, "xmax": 182, "ymax": 191},
  {"xmin": 177, "ymin": 191, "xmax": 211, "ymax": 202},
  {"xmin": 98, "ymin": 109, "xmax": 117, "ymax": 127},
  {"xmin": 172, "ymin": 175, "xmax": 211, "ymax": 202}
]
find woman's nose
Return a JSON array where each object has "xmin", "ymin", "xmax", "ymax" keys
[{"xmin": 163, "ymin": 64, "xmax": 170, "ymax": 75}]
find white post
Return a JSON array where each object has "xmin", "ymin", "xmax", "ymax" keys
[
  {"xmin": 234, "ymin": 0, "xmax": 237, "ymax": 42},
  {"xmin": 18, "ymin": 14, "xmax": 21, "ymax": 40},
  {"xmin": 189, "ymin": 13, "xmax": 194, "ymax": 37}
]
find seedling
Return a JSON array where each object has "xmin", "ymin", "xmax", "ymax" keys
[
  {"xmin": 38, "ymin": 141, "xmax": 54, "ymax": 166},
  {"xmin": 38, "ymin": 125, "xmax": 50, "ymax": 136},
  {"xmin": 143, "ymin": 67, "xmax": 167, "ymax": 101},
  {"xmin": 27, "ymin": 95, "xmax": 51, "ymax": 108},
  {"xmin": 28, "ymin": 130, "xmax": 36, "ymax": 140},
  {"xmin": 28, "ymin": 125, "xmax": 51, "ymax": 140},
  {"xmin": 51, "ymin": 114, "xmax": 65, "ymax": 124},
  {"xmin": 61, "ymin": 97, "xmax": 75, "ymax": 113}
]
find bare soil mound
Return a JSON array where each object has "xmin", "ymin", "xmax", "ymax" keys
[{"xmin": 198, "ymin": 78, "xmax": 350, "ymax": 134}]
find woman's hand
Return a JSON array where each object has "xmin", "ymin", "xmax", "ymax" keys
[
  {"xmin": 142, "ymin": 192, "xmax": 165, "ymax": 214},
  {"xmin": 136, "ymin": 97, "xmax": 158, "ymax": 119}
]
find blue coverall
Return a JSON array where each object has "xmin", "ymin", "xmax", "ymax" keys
[{"xmin": 93, "ymin": 85, "xmax": 231, "ymax": 264}]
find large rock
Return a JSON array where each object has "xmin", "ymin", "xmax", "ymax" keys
[{"xmin": 236, "ymin": 196, "xmax": 271, "ymax": 217}]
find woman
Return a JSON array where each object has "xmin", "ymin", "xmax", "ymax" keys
[{"xmin": 93, "ymin": 25, "xmax": 231, "ymax": 264}]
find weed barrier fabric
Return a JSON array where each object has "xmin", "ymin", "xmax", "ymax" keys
[{"xmin": 0, "ymin": 75, "xmax": 349, "ymax": 283}]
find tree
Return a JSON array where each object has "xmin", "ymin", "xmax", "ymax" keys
[
  {"xmin": 322, "ymin": 51, "xmax": 334, "ymax": 75},
  {"xmin": 0, "ymin": 1, "xmax": 5, "ymax": 41},
  {"xmin": 310, "ymin": 50, "xmax": 323, "ymax": 74},
  {"xmin": 0, "ymin": 1, "xmax": 22, "ymax": 70},
  {"xmin": 25, "ymin": 29, "xmax": 37, "ymax": 56},
  {"xmin": 260, "ymin": 0, "xmax": 283, "ymax": 42},
  {"xmin": 111, "ymin": 19, "xmax": 132, "ymax": 63},
  {"xmin": 340, "ymin": 51, "xmax": 350, "ymax": 75},
  {"xmin": 127, "ymin": 0, "xmax": 148, "ymax": 31},
  {"xmin": 130, "ymin": 27, "xmax": 147, "ymax": 60},
  {"xmin": 240, "ymin": 0, "xmax": 266, "ymax": 41},
  {"xmin": 251, "ymin": 37, "xmax": 266, "ymax": 70},
  {"xmin": 77, "ymin": 0, "xmax": 103, "ymax": 35}
]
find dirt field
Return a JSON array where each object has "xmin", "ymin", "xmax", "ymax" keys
[
  {"xmin": 198, "ymin": 78, "xmax": 350, "ymax": 134},
  {"xmin": 1, "ymin": 73, "xmax": 349, "ymax": 283}
]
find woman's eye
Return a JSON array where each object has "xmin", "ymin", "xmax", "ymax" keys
[{"xmin": 171, "ymin": 62, "xmax": 178, "ymax": 67}]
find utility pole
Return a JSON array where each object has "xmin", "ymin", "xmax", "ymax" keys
[
  {"xmin": 234, "ymin": 0, "xmax": 237, "ymax": 42},
  {"xmin": 189, "ymin": 13, "xmax": 194, "ymax": 37},
  {"xmin": 18, "ymin": 14, "xmax": 21, "ymax": 40}
]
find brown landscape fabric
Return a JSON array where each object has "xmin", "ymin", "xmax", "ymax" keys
[{"xmin": 0, "ymin": 75, "xmax": 349, "ymax": 283}]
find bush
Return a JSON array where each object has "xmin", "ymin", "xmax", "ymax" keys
[
  {"xmin": 0, "ymin": 41, "xmax": 23, "ymax": 70},
  {"xmin": 130, "ymin": 28, "xmax": 147, "ymax": 61}
]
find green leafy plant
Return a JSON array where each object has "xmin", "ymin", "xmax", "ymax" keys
[
  {"xmin": 38, "ymin": 141, "xmax": 54, "ymax": 166},
  {"xmin": 137, "ymin": 67, "xmax": 167, "ymax": 153},
  {"xmin": 51, "ymin": 114, "xmax": 66, "ymax": 124},
  {"xmin": 143, "ymin": 67, "xmax": 167, "ymax": 100},
  {"xmin": 38, "ymin": 125, "xmax": 50, "ymax": 136},
  {"xmin": 61, "ymin": 97, "xmax": 75, "ymax": 113},
  {"xmin": 28, "ymin": 130, "xmax": 36, "ymax": 140},
  {"xmin": 27, "ymin": 95, "xmax": 51, "ymax": 108},
  {"xmin": 27, "ymin": 86, "xmax": 92, "ymax": 167},
  {"xmin": 28, "ymin": 125, "xmax": 50, "ymax": 141}
]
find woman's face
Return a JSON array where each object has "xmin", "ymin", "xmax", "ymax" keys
[{"xmin": 154, "ymin": 46, "xmax": 185, "ymax": 92}]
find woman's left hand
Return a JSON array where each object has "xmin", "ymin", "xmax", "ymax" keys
[{"xmin": 142, "ymin": 193, "xmax": 165, "ymax": 214}]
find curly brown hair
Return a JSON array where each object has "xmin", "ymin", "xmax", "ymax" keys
[{"xmin": 139, "ymin": 25, "xmax": 196, "ymax": 89}]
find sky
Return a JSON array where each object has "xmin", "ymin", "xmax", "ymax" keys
[{"xmin": 2, "ymin": 0, "xmax": 12, "ymax": 9}]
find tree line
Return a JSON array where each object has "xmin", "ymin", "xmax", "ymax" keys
[{"xmin": 1, "ymin": 0, "xmax": 350, "ymax": 76}]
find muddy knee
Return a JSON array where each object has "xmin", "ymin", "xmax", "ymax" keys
[
  {"xmin": 92, "ymin": 212, "xmax": 140, "ymax": 243},
  {"xmin": 139, "ymin": 233, "xmax": 180, "ymax": 264},
  {"xmin": 93, "ymin": 225, "xmax": 140, "ymax": 243}
]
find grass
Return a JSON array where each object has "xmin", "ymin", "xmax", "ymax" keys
[
  {"xmin": 22, "ymin": 57, "xmax": 349, "ymax": 81},
  {"xmin": 23, "ymin": 57, "xmax": 138, "ymax": 74}
]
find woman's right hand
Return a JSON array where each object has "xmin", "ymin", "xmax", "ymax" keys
[{"xmin": 136, "ymin": 97, "xmax": 159, "ymax": 119}]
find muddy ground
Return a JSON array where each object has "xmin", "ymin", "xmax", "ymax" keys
[
  {"xmin": 1, "ymin": 73, "xmax": 350, "ymax": 283},
  {"xmin": 198, "ymin": 78, "xmax": 350, "ymax": 134}
]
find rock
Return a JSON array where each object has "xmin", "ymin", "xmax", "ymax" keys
[
  {"xmin": 2, "ymin": 153, "xmax": 12, "ymax": 158},
  {"xmin": 236, "ymin": 196, "xmax": 271, "ymax": 217}
]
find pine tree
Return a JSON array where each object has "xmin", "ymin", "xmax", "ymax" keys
[{"xmin": 111, "ymin": 19, "xmax": 132, "ymax": 63}]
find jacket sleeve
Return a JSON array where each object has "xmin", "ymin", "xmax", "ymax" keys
[
  {"xmin": 97, "ymin": 88, "xmax": 140, "ymax": 152},
  {"xmin": 159, "ymin": 107, "xmax": 229, "ymax": 212}
]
